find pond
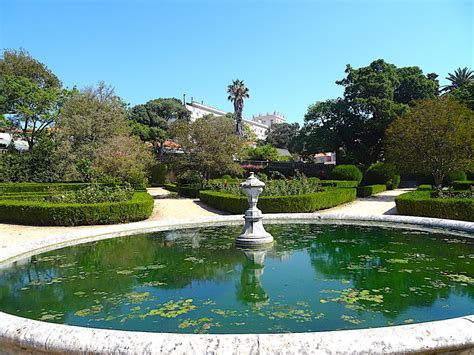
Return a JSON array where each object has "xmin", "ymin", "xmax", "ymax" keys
[{"xmin": 0, "ymin": 223, "xmax": 472, "ymax": 334}]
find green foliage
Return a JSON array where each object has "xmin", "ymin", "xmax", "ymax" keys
[
  {"xmin": 0, "ymin": 182, "xmax": 103, "ymax": 193},
  {"xmin": 171, "ymin": 115, "xmax": 244, "ymax": 181},
  {"xmin": 449, "ymin": 82, "xmax": 474, "ymax": 111},
  {"xmin": 207, "ymin": 173, "xmax": 321, "ymax": 197},
  {"xmin": 149, "ymin": 164, "xmax": 168, "ymax": 186},
  {"xmin": 363, "ymin": 162, "xmax": 399, "ymax": 189},
  {"xmin": 386, "ymin": 97, "xmax": 474, "ymax": 187},
  {"xmin": 129, "ymin": 98, "xmax": 191, "ymax": 159},
  {"xmin": 245, "ymin": 144, "xmax": 279, "ymax": 161},
  {"xmin": 0, "ymin": 49, "xmax": 66, "ymax": 150},
  {"xmin": 0, "ymin": 192, "xmax": 153, "ymax": 226},
  {"xmin": 417, "ymin": 184, "xmax": 432, "ymax": 191},
  {"xmin": 357, "ymin": 184, "xmax": 387, "ymax": 197},
  {"xmin": 445, "ymin": 170, "xmax": 467, "ymax": 185},
  {"xmin": 265, "ymin": 122, "xmax": 300, "ymax": 152},
  {"xmin": 331, "ymin": 165, "xmax": 362, "ymax": 183},
  {"xmin": 451, "ymin": 181, "xmax": 474, "ymax": 190},
  {"xmin": 227, "ymin": 79, "xmax": 250, "ymax": 137},
  {"xmin": 199, "ymin": 188, "xmax": 357, "ymax": 214},
  {"xmin": 318, "ymin": 180, "xmax": 360, "ymax": 188},
  {"xmin": 297, "ymin": 59, "xmax": 438, "ymax": 165},
  {"xmin": 442, "ymin": 67, "xmax": 474, "ymax": 93},
  {"xmin": 48, "ymin": 184, "xmax": 133, "ymax": 204},
  {"xmin": 395, "ymin": 190, "xmax": 474, "ymax": 222},
  {"xmin": 0, "ymin": 136, "xmax": 61, "ymax": 182}
]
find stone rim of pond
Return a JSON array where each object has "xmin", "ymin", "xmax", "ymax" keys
[{"xmin": 0, "ymin": 213, "xmax": 473, "ymax": 354}]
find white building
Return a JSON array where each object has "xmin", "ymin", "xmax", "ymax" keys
[
  {"xmin": 0, "ymin": 132, "xmax": 29, "ymax": 152},
  {"xmin": 184, "ymin": 100, "xmax": 286, "ymax": 141}
]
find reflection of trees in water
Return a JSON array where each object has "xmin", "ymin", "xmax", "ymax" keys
[
  {"xmin": 307, "ymin": 226, "xmax": 474, "ymax": 316},
  {"xmin": 0, "ymin": 227, "xmax": 245, "ymax": 322}
]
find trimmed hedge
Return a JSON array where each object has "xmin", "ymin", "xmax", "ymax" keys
[
  {"xmin": 331, "ymin": 165, "xmax": 362, "ymax": 184},
  {"xmin": 395, "ymin": 191, "xmax": 474, "ymax": 222},
  {"xmin": 446, "ymin": 171, "xmax": 467, "ymax": 185},
  {"xmin": 417, "ymin": 184, "xmax": 432, "ymax": 191},
  {"xmin": 199, "ymin": 188, "xmax": 356, "ymax": 214},
  {"xmin": 319, "ymin": 180, "xmax": 360, "ymax": 188},
  {"xmin": 0, "ymin": 192, "xmax": 154, "ymax": 226},
  {"xmin": 163, "ymin": 183, "xmax": 201, "ymax": 198},
  {"xmin": 357, "ymin": 184, "xmax": 387, "ymax": 197},
  {"xmin": 452, "ymin": 180, "xmax": 474, "ymax": 190}
]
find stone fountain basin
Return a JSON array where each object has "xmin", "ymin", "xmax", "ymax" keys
[{"xmin": 0, "ymin": 214, "xmax": 473, "ymax": 354}]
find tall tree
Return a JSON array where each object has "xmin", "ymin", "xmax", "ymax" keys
[
  {"xmin": 442, "ymin": 67, "xmax": 474, "ymax": 93},
  {"xmin": 265, "ymin": 122, "xmax": 300, "ymax": 152},
  {"xmin": 227, "ymin": 79, "xmax": 249, "ymax": 137},
  {"xmin": 171, "ymin": 115, "xmax": 243, "ymax": 183},
  {"xmin": 0, "ymin": 49, "xmax": 66, "ymax": 149},
  {"xmin": 386, "ymin": 97, "xmax": 474, "ymax": 187},
  {"xmin": 298, "ymin": 59, "xmax": 438, "ymax": 166},
  {"xmin": 129, "ymin": 98, "xmax": 190, "ymax": 160}
]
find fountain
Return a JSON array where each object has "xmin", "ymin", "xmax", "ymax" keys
[{"xmin": 236, "ymin": 172, "xmax": 274, "ymax": 247}]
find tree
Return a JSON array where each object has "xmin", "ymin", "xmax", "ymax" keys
[
  {"xmin": 298, "ymin": 59, "xmax": 439, "ymax": 166},
  {"xmin": 449, "ymin": 82, "xmax": 474, "ymax": 111},
  {"xmin": 171, "ymin": 115, "xmax": 244, "ymax": 183},
  {"xmin": 386, "ymin": 97, "xmax": 474, "ymax": 187},
  {"xmin": 129, "ymin": 98, "xmax": 190, "ymax": 160},
  {"xmin": 245, "ymin": 144, "xmax": 279, "ymax": 161},
  {"xmin": 227, "ymin": 79, "xmax": 249, "ymax": 137},
  {"xmin": 55, "ymin": 82, "xmax": 152, "ymax": 185},
  {"xmin": 0, "ymin": 49, "xmax": 66, "ymax": 149},
  {"xmin": 442, "ymin": 67, "xmax": 474, "ymax": 92},
  {"xmin": 265, "ymin": 122, "xmax": 300, "ymax": 152}
]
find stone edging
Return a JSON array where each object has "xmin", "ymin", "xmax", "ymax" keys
[{"xmin": 0, "ymin": 213, "xmax": 473, "ymax": 354}]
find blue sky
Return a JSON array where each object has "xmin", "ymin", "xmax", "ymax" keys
[{"xmin": 1, "ymin": 0, "xmax": 473, "ymax": 124}]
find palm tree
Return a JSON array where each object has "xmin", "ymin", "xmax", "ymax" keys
[
  {"xmin": 442, "ymin": 67, "xmax": 474, "ymax": 92},
  {"xmin": 227, "ymin": 79, "xmax": 249, "ymax": 137}
]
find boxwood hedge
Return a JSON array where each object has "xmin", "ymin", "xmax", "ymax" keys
[
  {"xmin": 452, "ymin": 180, "xmax": 474, "ymax": 190},
  {"xmin": 163, "ymin": 183, "xmax": 201, "ymax": 198},
  {"xmin": 357, "ymin": 184, "xmax": 387, "ymax": 197},
  {"xmin": 0, "ymin": 192, "xmax": 154, "ymax": 226},
  {"xmin": 395, "ymin": 190, "xmax": 474, "ymax": 222},
  {"xmin": 319, "ymin": 180, "xmax": 360, "ymax": 188},
  {"xmin": 199, "ymin": 188, "xmax": 356, "ymax": 214},
  {"xmin": 0, "ymin": 182, "xmax": 95, "ymax": 193}
]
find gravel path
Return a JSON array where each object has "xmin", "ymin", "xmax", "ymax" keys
[{"xmin": 0, "ymin": 187, "xmax": 410, "ymax": 248}]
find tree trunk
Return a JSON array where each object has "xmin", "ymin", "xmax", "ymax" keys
[
  {"xmin": 234, "ymin": 100, "xmax": 244, "ymax": 138},
  {"xmin": 432, "ymin": 170, "xmax": 444, "ymax": 188}
]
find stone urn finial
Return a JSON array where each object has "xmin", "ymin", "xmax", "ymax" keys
[{"xmin": 236, "ymin": 172, "xmax": 274, "ymax": 247}]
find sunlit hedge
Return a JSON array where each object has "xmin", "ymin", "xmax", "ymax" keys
[
  {"xmin": 395, "ymin": 190, "xmax": 474, "ymax": 222},
  {"xmin": 199, "ymin": 188, "xmax": 356, "ymax": 214}
]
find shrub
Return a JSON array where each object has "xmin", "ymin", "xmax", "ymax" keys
[
  {"xmin": 199, "ymin": 188, "xmax": 356, "ymax": 214},
  {"xmin": 149, "ymin": 164, "xmax": 168, "ymax": 186},
  {"xmin": 221, "ymin": 174, "xmax": 232, "ymax": 180},
  {"xmin": 319, "ymin": 180, "xmax": 359, "ymax": 188},
  {"xmin": 331, "ymin": 165, "xmax": 362, "ymax": 184},
  {"xmin": 357, "ymin": 184, "xmax": 387, "ymax": 197},
  {"xmin": 395, "ymin": 190, "xmax": 474, "ymax": 222},
  {"xmin": 451, "ymin": 181, "xmax": 474, "ymax": 190},
  {"xmin": 387, "ymin": 175, "xmax": 401, "ymax": 190},
  {"xmin": 0, "ymin": 192, "xmax": 154, "ymax": 226},
  {"xmin": 0, "ymin": 182, "xmax": 99, "ymax": 194},
  {"xmin": 163, "ymin": 183, "xmax": 200, "ymax": 198},
  {"xmin": 417, "ymin": 184, "xmax": 432, "ymax": 191},
  {"xmin": 445, "ymin": 170, "xmax": 467, "ymax": 185},
  {"xmin": 363, "ymin": 162, "xmax": 399, "ymax": 189},
  {"xmin": 48, "ymin": 184, "xmax": 133, "ymax": 204}
]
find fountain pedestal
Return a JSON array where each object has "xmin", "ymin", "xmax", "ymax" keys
[{"xmin": 236, "ymin": 172, "xmax": 274, "ymax": 247}]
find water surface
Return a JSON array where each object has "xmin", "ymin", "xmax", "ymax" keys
[{"xmin": 0, "ymin": 223, "xmax": 473, "ymax": 334}]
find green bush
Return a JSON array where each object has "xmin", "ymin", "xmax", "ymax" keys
[
  {"xmin": 357, "ymin": 184, "xmax": 387, "ymax": 197},
  {"xmin": 220, "ymin": 174, "xmax": 232, "ymax": 180},
  {"xmin": 451, "ymin": 180, "xmax": 474, "ymax": 190},
  {"xmin": 163, "ymin": 183, "xmax": 178, "ymax": 192},
  {"xmin": 331, "ymin": 165, "xmax": 362, "ymax": 184},
  {"xmin": 363, "ymin": 162, "xmax": 397, "ymax": 184},
  {"xmin": 417, "ymin": 184, "xmax": 432, "ymax": 191},
  {"xmin": 163, "ymin": 183, "xmax": 200, "ymax": 198},
  {"xmin": 395, "ymin": 190, "xmax": 474, "ymax": 222},
  {"xmin": 199, "ymin": 188, "xmax": 356, "ymax": 214},
  {"xmin": 387, "ymin": 175, "xmax": 401, "ymax": 190},
  {"xmin": 0, "ymin": 192, "xmax": 154, "ymax": 226},
  {"xmin": 149, "ymin": 164, "xmax": 168, "ymax": 186},
  {"xmin": 319, "ymin": 180, "xmax": 359, "ymax": 188},
  {"xmin": 446, "ymin": 171, "xmax": 467, "ymax": 185},
  {"xmin": 0, "ymin": 182, "xmax": 97, "ymax": 193}
]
